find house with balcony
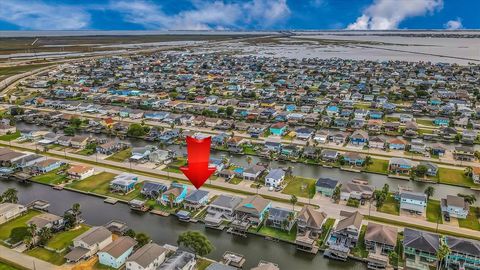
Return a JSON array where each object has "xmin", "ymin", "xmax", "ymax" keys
[
  {"xmin": 98, "ymin": 236, "xmax": 137, "ymax": 269},
  {"xmin": 444, "ymin": 236, "xmax": 480, "ymax": 270},
  {"xmin": 326, "ymin": 211, "xmax": 364, "ymax": 260},
  {"xmin": 365, "ymin": 223, "xmax": 397, "ymax": 270},
  {"xmin": 472, "ymin": 166, "xmax": 480, "ymax": 184},
  {"xmin": 266, "ymin": 206, "xmax": 296, "ymax": 231},
  {"xmin": 433, "ymin": 117, "xmax": 450, "ymax": 127},
  {"xmin": 269, "ymin": 122, "xmax": 287, "ymax": 136},
  {"xmin": 315, "ymin": 178, "xmax": 338, "ymax": 197},
  {"xmin": 242, "ymin": 165, "xmax": 266, "ymax": 181},
  {"xmin": 340, "ymin": 180, "xmax": 375, "ymax": 201},
  {"xmin": 64, "ymin": 226, "xmax": 113, "ymax": 263},
  {"xmin": 295, "ymin": 205, "xmax": 327, "ymax": 253},
  {"xmin": 67, "ymin": 165, "xmax": 95, "ymax": 180},
  {"xmin": 159, "ymin": 183, "xmax": 188, "ymax": 206},
  {"xmin": 399, "ymin": 190, "xmax": 427, "ymax": 215},
  {"xmin": 233, "ymin": 195, "xmax": 271, "ymax": 227},
  {"xmin": 110, "ymin": 173, "xmax": 138, "ymax": 194},
  {"xmin": 349, "ymin": 130, "xmax": 369, "ymax": 146},
  {"xmin": 453, "ymin": 146, "xmax": 475, "ymax": 161},
  {"xmin": 126, "ymin": 243, "xmax": 168, "ymax": 270},
  {"xmin": 388, "ymin": 138, "xmax": 407, "ymax": 150},
  {"xmin": 264, "ymin": 168, "xmax": 286, "ymax": 188},
  {"xmin": 342, "ymin": 152, "xmax": 366, "ymax": 166},
  {"xmin": 388, "ymin": 158, "xmax": 417, "ymax": 175},
  {"xmin": 403, "ymin": 228, "xmax": 439, "ymax": 270},
  {"xmin": 441, "ymin": 195, "xmax": 469, "ymax": 219},
  {"xmin": 183, "ymin": 189, "xmax": 209, "ymax": 211},
  {"xmin": 204, "ymin": 195, "xmax": 242, "ymax": 227}
]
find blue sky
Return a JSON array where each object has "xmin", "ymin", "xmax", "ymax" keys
[{"xmin": 0, "ymin": 0, "xmax": 478, "ymax": 31}]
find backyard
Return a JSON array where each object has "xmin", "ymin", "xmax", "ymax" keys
[
  {"xmin": 0, "ymin": 131, "xmax": 21, "ymax": 142},
  {"xmin": 364, "ymin": 158, "xmax": 389, "ymax": 174},
  {"xmin": 25, "ymin": 248, "xmax": 66, "ymax": 266},
  {"xmin": 282, "ymin": 176, "xmax": 316, "ymax": 198},
  {"xmin": 438, "ymin": 168, "xmax": 474, "ymax": 187},
  {"xmin": 105, "ymin": 148, "xmax": 131, "ymax": 162},
  {"xmin": 256, "ymin": 224, "xmax": 297, "ymax": 242},
  {"xmin": 426, "ymin": 200, "xmax": 443, "ymax": 224},
  {"xmin": 45, "ymin": 224, "xmax": 90, "ymax": 250},
  {"xmin": 0, "ymin": 210, "xmax": 41, "ymax": 241},
  {"xmin": 458, "ymin": 207, "xmax": 480, "ymax": 231},
  {"xmin": 377, "ymin": 194, "xmax": 400, "ymax": 215},
  {"xmin": 30, "ymin": 166, "xmax": 68, "ymax": 185},
  {"xmin": 318, "ymin": 218, "xmax": 336, "ymax": 247},
  {"xmin": 351, "ymin": 225, "xmax": 368, "ymax": 258}
]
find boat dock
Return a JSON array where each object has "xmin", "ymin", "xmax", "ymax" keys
[
  {"xmin": 27, "ymin": 200, "xmax": 51, "ymax": 211},
  {"xmin": 104, "ymin": 198, "xmax": 119, "ymax": 204},
  {"xmin": 52, "ymin": 185, "xmax": 64, "ymax": 190},
  {"xmin": 222, "ymin": 251, "xmax": 246, "ymax": 268},
  {"xmin": 150, "ymin": 210, "xmax": 170, "ymax": 217}
]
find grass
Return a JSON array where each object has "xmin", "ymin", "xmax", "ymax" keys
[
  {"xmin": 46, "ymin": 224, "xmax": 90, "ymax": 250},
  {"xmin": 25, "ymin": 248, "xmax": 66, "ymax": 266},
  {"xmin": 281, "ymin": 176, "xmax": 316, "ymax": 199},
  {"xmin": 458, "ymin": 207, "xmax": 480, "ymax": 231},
  {"xmin": 377, "ymin": 194, "xmax": 400, "ymax": 215},
  {"xmin": 318, "ymin": 218, "xmax": 335, "ymax": 247},
  {"xmin": 30, "ymin": 166, "xmax": 68, "ymax": 185},
  {"xmin": 438, "ymin": 167, "xmax": 474, "ymax": 187},
  {"xmin": 426, "ymin": 199, "xmax": 443, "ymax": 224},
  {"xmin": 68, "ymin": 172, "xmax": 141, "ymax": 201},
  {"xmin": 0, "ymin": 210, "xmax": 41, "ymax": 240},
  {"xmin": 364, "ymin": 158, "xmax": 389, "ymax": 174},
  {"xmin": 242, "ymin": 145, "xmax": 257, "ymax": 155},
  {"xmin": 76, "ymin": 149, "xmax": 95, "ymax": 156},
  {"xmin": 195, "ymin": 258, "xmax": 213, "ymax": 270},
  {"xmin": 257, "ymin": 224, "xmax": 297, "ymax": 242},
  {"xmin": 0, "ymin": 258, "xmax": 27, "ymax": 270},
  {"xmin": 0, "ymin": 131, "xmax": 20, "ymax": 142},
  {"xmin": 416, "ymin": 119, "xmax": 434, "ymax": 126},
  {"xmin": 229, "ymin": 177, "xmax": 243, "ymax": 185},
  {"xmin": 351, "ymin": 225, "xmax": 368, "ymax": 258},
  {"xmin": 0, "ymin": 262, "xmax": 21, "ymax": 270},
  {"xmin": 92, "ymin": 261, "xmax": 116, "ymax": 270},
  {"xmin": 105, "ymin": 148, "xmax": 131, "ymax": 162},
  {"xmin": 0, "ymin": 64, "xmax": 52, "ymax": 77}
]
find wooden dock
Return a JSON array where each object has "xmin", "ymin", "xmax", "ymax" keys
[
  {"xmin": 52, "ymin": 185, "xmax": 64, "ymax": 190},
  {"xmin": 104, "ymin": 198, "xmax": 119, "ymax": 204},
  {"xmin": 150, "ymin": 210, "xmax": 170, "ymax": 217}
]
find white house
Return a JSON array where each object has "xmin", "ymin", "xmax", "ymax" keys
[
  {"xmin": 264, "ymin": 169, "xmax": 286, "ymax": 188},
  {"xmin": 0, "ymin": 203, "xmax": 27, "ymax": 225},
  {"xmin": 441, "ymin": 195, "xmax": 469, "ymax": 219},
  {"xmin": 126, "ymin": 243, "xmax": 168, "ymax": 270},
  {"xmin": 64, "ymin": 226, "xmax": 113, "ymax": 263},
  {"xmin": 67, "ymin": 165, "xmax": 95, "ymax": 180},
  {"xmin": 98, "ymin": 236, "xmax": 137, "ymax": 269}
]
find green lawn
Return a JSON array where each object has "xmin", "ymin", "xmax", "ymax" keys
[
  {"xmin": 25, "ymin": 248, "xmax": 66, "ymax": 266},
  {"xmin": 458, "ymin": 207, "xmax": 480, "ymax": 231},
  {"xmin": 438, "ymin": 168, "xmax": 474, "ymax": 187},
  {"xmin": 242, "ymin": 145, "xmax": 257, "ymax": 155},
  {"xmin": 229, "ymin": 177, "xmax": 243, "ymax": 185},
  {"xmin": 282, "ymin": 176, "xmax": 316, "ymax": 199},
  {"xmin": 92, "ymin": 261, "xmax": 116, "ymax": 270},
  {"xmin": 364, "ymin": 158, "xmax": 389, "ymax": 174},
  {"xmin": 195, "ymin": 259, "xmax": 213, "ymax": 270},
  {"xmin": 146, "ymin": 200, "xmax": 179, "ymax": 214},
  {"xmin": 46, "ymin": 224, "xmax": 90, "ymax": 250},
  {"xmin": 30, "ymin": 166, "xmax": 68, "ymax": 185},
  {"xmin": 377, "ymin": 194, "xmax": 400, "ymax": 215},
  {"xmin": 416, "ymin": 119, "xmax": 434, "ymax": 126},
  {"xmin": 0, "ymin": 210, "xmax": 41, "ymax": 240},
  {"xmin": 426, "ymin": 199, "xmax": 443, "ymax": 224},
  {"xmin": 257, "ymin": 224, "xmax": 297, "ymax": 242},
  {"xmin": 351, "ymin": 225, "xmax": 368, "ymax": 258},
  {"xmin": 0, "ymin": 131, "xmax": 21, "ymax": 142},
  {"xmin": 105, "ymin": 148, "xmax": 131, "ymax": 162},
  {"xmin": 76, "ymin": 149, "xmax": 95, "ymax": 156},
  {"xmin": 0, "ymin": 64, "xmax": 51, "ymax": 77},
  {"xmin": 162, "ymin": 167, "xmax": 183, "ymax": 174},
  {"xmin": 68, "ymin": 172, "xmax": 141, "ymax": 201},
  {"xmin": 0, "ymin": 260, "xmax": 23, "ymax": 270}
]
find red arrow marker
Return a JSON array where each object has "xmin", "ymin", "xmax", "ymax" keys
[{"xmin": 180, "ymin": 136, "xmax": 216, "ymax": 189}]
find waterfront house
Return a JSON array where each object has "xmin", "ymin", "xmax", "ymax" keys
[
  {"xmin": 340, "ymin": 181, "xmax": 375, "ymax": 201},
  {"xmin": 141, "ymin": 182, "xmax": 167, "ymax": 199},
  {"xmin": 184, "ymin": 189, "xmax": 209, "ymax": 211},
  {"xmin": 126, "ymin": 243, "xmax": 168, "ymax": 270},
  {"xmin": 433, "ymin": 117, "xmax": 450, "ymax": 127},
  {"xmin": 0, "ymin": 203, "xmax": 27, "ymax": 225},
  {"xmin": 403, "ymin": 228, "xmax": 439, "ymax": 270},
  {"xmin": 33, "ymin": 159, "xmax": 63, "ymax": 173},
  {"xmin": 430, "ymin": 143, "xmax": 446, "ymax": 157},
  {"xmin": 388, "ymin": 138, "xmax": 407, "ymax": 150},
  {"xmin": 472, "ymin": 167, "xmax": 480, "ymax": 184},
  {"xmin": 65, "ymin": 226, "xmax": 113, "ymax": 263},
  {"xmin": 365, "ymin": 223, "xmax": 397, "ymax": 269},
  {"xmin": 157, "ymin": 250, "xmax": 195, "ymax": 270},
  {"xmin": 67, "ymin": 165, "xmax": 94, "ymax": 180},
  {"xmin": 27, "ymin": 213, "xmax": 65, "ymax": 232},
  {"xmin": 326, "ymin": 211, "xmax": 364, "ymax": 259},
  {"xmin": 453, "ymin": 146, "xmax": 475, "ymax": 161},
  {"xmin": 234, "ymin": 195, "xmax": 271, "ymax": 227},
  {"xmin": 441, "ymin": 195, "xmax": 469, "ymax": 219},
  {"xmin": 251, "ymin": 261, "xmax": 280, "ymax": 270},
  {"xmin": 98, "ymin": 236, "xmax": 137, "ymax": 269},
  {"xmin": 321, "ymin": 149, "xmax": 339, "ymax": 162},
  {"xmin": 12, "ymin": 154, "xmax": 45, "ymax": 169},
  {"xmin": 266, "ymin": 206, "xmax": 296, "ymax": 231},
  {"xmin": 227, "ymin": 137, "xmax": 245, "ymax": 153},
  {"xmin": 369, "ymin": 136, "xmax": 385, "ymax": 149},
  {"xmin": 243, "ymin": 165, "xmax": 266, "ymax": 181},
  {"xmin": 205, "ymin": 263, "xmax": 236, "ymax": 270},
  {"xmin": 57, "ymin": 135, "xmax": 72, "ymax": 147},
  {"xmin": 160, "ymin": 183, "xmax": 188, "ymax": 206},
  {"xmin": 130, "ymin": 146, "xmax": 153, "ymax": 162},
  {"xmin": 349, "ymin": 130, "xmax": 369, "ymax": 146},
  {"xmin": 70, "ymin": 135, "xmax": 89, "ymax": 149},
  {"xmin": 264, "ymin": 169, "xmax": 286, "ymax": 188},
  {"xmin": 388, "ymin": 158, "xmax": 417, "ymax": 174},
  {"xmin": 315, "ymin": 178, "xmax": 338, "ymax": 197},
  {"xmin": 342, "ymin": 152, "xmax": 366, "ymax": 166},
  {"xmin": 96, "ymin": 141, "xmax": 128, "ymax": 155},
  {"xmin": 269, "ymin": 122, "xmax": 287, "ymax": 136},
  {"xmin": 444, "ymin": 236, "xmax": 480, "ymax": 270},
  {"xmin": 0, "ymin": 148, "xmax": 27, "ymax": 169},
  {"xmin": 264, "ymin": 141, "xmax": 282, "ymax": 153},
  {"xmin": 205, "ymin": 195, "xmax": 242, "ymax": 227},
  {"xmin": 149, "ymin": 150, "xmax": 172, "ymax": 164},
  {"xmin": 296, "ymin": 205, "xmax": 327, "ymax": 253},
  {"xmin": 419, "ymin": 162, "xmax": 438, "ymax": 177},
  {"xmin": 110, "ymin": 173, "xmax": 138, "ymax": 194},
  {"xmin": 399, "ymin": 190, "xmax": 427, "ymax": 215}
]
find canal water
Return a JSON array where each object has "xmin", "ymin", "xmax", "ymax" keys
[
  {"xmin": 0, "ymin": 180, "xmax": 366, "ymax": 270},
  {"xmin": 14, "ymin": 122, "xmax": 480, "ymax": 205}
]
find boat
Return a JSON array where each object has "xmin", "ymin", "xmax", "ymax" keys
[
  {"xmin": 176, "ymin": 210, "xmax": 192, "ymax": 222},
  {"xmin": 129, "ymin": 199, "xmax": 150, "ymax": 212}
]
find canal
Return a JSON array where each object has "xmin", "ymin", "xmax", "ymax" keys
[
  {"xmin": 15, "ymin": 122, "xmax": 480, "ymax": 205},
  {"xmin": 0, "ymin": 180, "xmax": 366, "ymax": 270}
]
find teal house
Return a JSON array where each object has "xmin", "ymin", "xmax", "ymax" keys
[
  {"xmin": 433, "ymin": 117, "xmax": 450, "ymax": 127},
  {"xmin": 315, "ymin": 178, "xmax": 338, "ymax": 197},
  {"xmin": 98, "ymin": 237, "xmax": 137, "ymax": 269},
  {"xmin": 445, "ymin": 236, "xmax": 480, "ymax": 270},
  {"xmin": 269, "ymin": 122, "xmax": 287, "ymax": 136},
  {"xmin": 160, "ymin": 183, "xmax": 188, "ymax": 205},
  {"xmin": 403, "ymin": 228, "xmax": 439, "ymax": 270}
]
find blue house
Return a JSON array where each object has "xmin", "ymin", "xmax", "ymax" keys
[
  {"xmin": 434, "ymin": 117, "xmax": 450, "ymax": 127},
  {"xmin": 209, "ymin": 157, "xmax": 225, "ymax": 172},
  {"xmin": 34, "ymin": 159, "xmax": 63, "ymax": 173},
  {"xmin": 110, "ymin": 173, "xmax": 138, "ymax": 194},
  {"xmin": 369, "ymin": 110, "xmax": 383, "ymax": 119},
  {"xmin": 326, "ymin": 106, "xmax": 339, "ymax": 116},
  {"xmin": 98, "ymin": 236, "xmax": 137, "ymax": 269},
  {"xmin": 160, "ymin": 183, "xmax": 188, "ymax": 205},
  {"xmin": 269, "ymin": 122, "xmax": 287, "ymax": 136},
  {"xmin": 350, "ymin": 130, "xmax": 369, "ymax": 146},
  {"xmin": 343, "ymin": 152, "xmax": 366, "ymax": 166},
  {"xmin": 144, "ymin": 111, "xmax": 169, "ymax": 121},
  {"xmin": 285, "ymin": 104, "xmax": 296, "ymax": 112}
]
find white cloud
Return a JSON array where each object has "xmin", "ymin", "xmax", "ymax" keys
[
  {"xmin": 0, "ymin": 0, "xmax": 90, "ymax": 30},
  {"xmin": 111, "ymin": 0, "xmax": 290, "ymax": 30},
  {"xmin": 310, "ymin": 0, "xmax": 327, "ymax": 7},
  {"xmin": 347, "ymin": 0, "xmax": 443, "ymax": 30},
  {"xmin": 444, "ymin": 18, "xmax": 463, "ymax": 30}
]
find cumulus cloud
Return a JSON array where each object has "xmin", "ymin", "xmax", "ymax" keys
[
  {"xmin": 0, "ymin": 0, "xmax": 90, "ymax": 30},
  {"xmin": 444, "ymin": 18, "xmax": 463, "ymax": 30},
  {"xmin": 347, "ymin": 0, "xmax": 443, "ymax": 30},
  {"xmin": 111, "ymin": 0, "xmax": 290, "ymax": 30}
]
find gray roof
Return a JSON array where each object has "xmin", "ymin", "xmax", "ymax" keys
[
  {"xmin": 445, "ymin": 195, "xmax": 467, "ymax": 209},
  {"xmin": 268, "ymin": 206, "xmax": 295, "ymax": 221},
  {"xmin": 158, "ymin": 250, "xmax": 195, "ymax": 270},
  {"xmin": 127, "ymin": 243, "xmax": 167, "ymax": 268},
  {"xmin": 206, "ymin": 263, "xmax": 237, "ymax": 270},
  {"xmin": 336, "ymin": 211, "xmax": 363, "ymax": 232},
  {"xmin": 100, "ymin": 236, "xmax": 136, "ymax": 258},
  {"xmin": 185, "ymin": 189, "xmax": 209, "ymax": 203},
  {"xmin": 403, "ymin": 228, "xmax": 439, "ymax": 254},
  {"xmin": 75, "ymin": 226, "xmax": 112, "ymax": 246},
  {"xmin": 265, "ymin": 169, "xmax": 285, "ymax": 181},
  {"xmin": 210, "ymin": 195, "xmax": 242, "ymax": 210},
  {"xmin": 315, "ymin": 178, "xmax": 338, "ymax": 189},
  {"xmin": 400, "ymin": 191, "xmax": 427, "ymax": 202},
  {"xmin": 365, "ymin": 223, "xmax": 397, "ymax": 246},
  {"xmin": 445, "ymin": 236, "xmax": 480, "ymax": 256}
]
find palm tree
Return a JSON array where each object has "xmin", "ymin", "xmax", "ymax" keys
[
  {"xmin": 290, "ymin": 195, "xmax": 298, "ymax": 211},
  {"xmin": 246, "ymin": 156, "xmax": 253, "ymax": 166},
  {"xmin": 167, "ymin": 193, "xmax": 175, "ymax": 209},
  {"xmin": 71, "ymin": 203, "xmax": 81, "ymax": 226},
  {"xmin": 424, "ymin": 186, "xmax": 435, "ymax": 200},
  {"xmin": 457, "ymin": 193, "xmax": 477, "ymax": 205},
  {"xmin": 436, "ymin": 241, "xmax": 451, "ymax": 270},
  {"xmin": 26, "ymin": 224, "xmax": 37, "ymax": 247},
  {"xmin": 1, "ymin": 188, "xmax": 18, "ymax": 203},
  {"xmin": 262, "ymin": 211, "xmax": 270, "ymax": 227},
  {"xmin": 23, "ymin": 235, "xmax": 33, "ymax": 249}
]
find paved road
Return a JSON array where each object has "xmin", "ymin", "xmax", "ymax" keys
[
  {"xmin": 0, "ymin": 245, "xmax": 63, "ymax": 270},
  {"xmin": 4, "ymin": 140, "xmax": 480, "ymax": 240}
]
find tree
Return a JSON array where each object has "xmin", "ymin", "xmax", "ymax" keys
[
  {"xmin": 1, "ymin": 188, "xmax": 18, "ymax": 203},
  {"xmin": 365, "ymin": 156, "xmax": 373, "ymax": 166},
  {"xmin": 457, "ymin": 193, "xmax": 477, "ymax": 205},
  {"xmin": 289, "ymin": 195, "xmax": 298, "ymax": 210},
  {"xmin": 414, "ymin": 165, "xmax": 428, "ymax": 177},
  {"xmin": 135, "ymin": 233, "xmax": 150, "ymax": 248},
  {"xmin": 26, "ymin": 224, "xmax": 37, "ymax": 247},
  {"xmin": 70, "ymin": 203, "xmax": 81, "ymax": 226},
  {"xmin": 226, "ymin": 106, "xmax": 234, "ymax": 117},
  {"xmin": 70, "ymin": 117, "xmax": 82, "ymax": 128},
  {"xmin": 246, "ymin": 156, "xmax": 253, "ymax": 165},
  {"xmin": 64, "ymin": 126, "xmax": 75, "ymax": 136},
  {"xmin": 38, "ymin": 227, "xmax": 52, "ymax": 246},
  {"xmin": 23, "ymin": 235, "xmax": 33, "ymax": 249},
  {"xmin": 167, "ymin": 193, "xmax": 176, "ymax": 209},
  {"xmin": 436, "ymin": 242, "xmax": 451, "ymax": 270},
  {"xmin": 177, "ymin": 231, "xmax": 214, "ymax": 258},
  {"xmin": 124, "ymin": 229, "xmax": 136, "ymax": 238},
  {"xmin": 332, "ymin": 184, "xmax": 342, "ymax": 203},
  {"xmin": 424, "ymin": 186, "xmax": 435, "ymax": 200},
  {"xmin": 127, "ymin": 123, "xmax": 147, "ymax": 137},
  {"xmin": 388, "ymin": 251, "xmax": 399, "ymax": 267}
]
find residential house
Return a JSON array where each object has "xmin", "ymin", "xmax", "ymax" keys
[
  {"xmin": 399, "ymin": 190, "xmax": 427, "ymax": 215},
  {"xmin": 269, "ymin": 122, "xmax": 287, "ymax": 136},
  {"xmin": 313, "ymin": 131, "xmax": 329, "ymax": 144},
  {"xmin": 369, "ymin": 136, "xmax": 385, "ymax": 149},
  {"xmin": 430, "ymin": 143, "xmax": 446, "ymax": 157},
  {"xmin": 388, "ymin": 138, "xmax": 407, "ymax": 150},
  {"xmin": 295, "ymin": 206, "xmax": 327, "ymax": 253},
  {"xmin": 27, "ymin": 213, "xmax": 65, "ymax": 232},
  {"xmin": 160, "ymin": 183, "xmax": 188, "ymax": 206},
  {"xmin": 70, "ymin": 136, "xmax": 89, "ymax": 149},
  {"xmin": 327, "ymin": 211, "xmax": 364, "ymax": 259},
  {"xmin": 433, "ymin": 117, "xmax": 450, "ymax": 127},
  {"xmin": 472, "ymin": 167, "xmax": 480, "ymax": 184},
  {"xmin": 388, "ymin": 158, "xmax": 417, "ymax": 174},
  {"xmin": 403, "ymin": 228, "xmax": 439, "ymax": 270},
  {"xmin": 410, "ymin": 139, "xmax": 427, "ymax": 154},
  {"xmin": 342, "ymin": 152, "xmax": 366, "ymax": 166},
  {"xmin": 441, "ymin": 195, "xmax": 469, "ymax": 219},
  {"xmin": 64, "ymin": 226, "xmax": 113, "ymax": 263},
  {"xmin": 183, "ymin": 189, "xmax": 209, "ymax": 211},
  {"xmin": 444, "ymin": 236, "xmax": 480, "ymax": 270},
  {"xmin": 243, "ymin": 165, "xmax": 266, "ymax": 181},
  {"xmin": 33, "ymin": 159, "xmax": 63, "ymax": 173},
  {"xmin": 0, "ymin": 124, "xmax": 16, "ymax": 135},
  {"xmin": 340, "ymin": 180, "xmax": 375, "ymax": 201},
  {"xmin": 157, "ymin": 250, "xmax": 195, "ymax": 270},
  {"xmin": 295, "ymin": 127, "xmax": 314, "ymax": 140},
  {"xmin": 67, "ymin": 165, "xmax": 94, "ymax": 180},
  {"xmin": 315, "ymin": 178, "xmax": 338, "ymax": 197},
  {"xmin": 349, "ymin": 130, "xmax": 369, "ymax": 146},
  {"xmin": 264, "ymin": 141, "xmax": 282, "ymax": 153},
  {"xmin": 234, "ymin": 195, "xmax": 272, "ymax": 226},
  {"xmin": 204, "ymin": 195, "xmax": 242, "ymax": 227},
  {"xmin": 96, "ymin": 141, "xmax": 128, "ymax": 155},
  {"xmin": 419, "ymin": 162, "xmax": 438, "ymax": 176},
  {"xmin": 365, "ymin": 223, "xmax": 397, "ymax": 269},
  {"xmin": 110, "ymin": 173, "xmax": 138, "ymax": 194},
  {"xmin": 264, "ymin": 169, "xmax": 286, "ymax": 188},
  {"xmin": 453, "ymin": 146, "xmax": 475, "ymax": 161},
  {"xmin": 126, "ymin": 243, "xmax": 168, "ymax": 270},
  {"xmin": 12, "ymin": 154, "xmax": 45, "ymax": 169},
  {"xmin": 0, "ymin": 203, "xmax": 27, "ymax": 225},
  {"xmin": 321, "ymin": 149, "xmax": 339, "ymax": 162},
  {"xmin": 98, "ymin": 236, "xmax": 137, "ymax": 269},
  {"xmin": 266, "ymin": 206, "xmax": 296, "ymax": 231},
  {"xmin": 141, "ymin": 182, "xmax": 167, "ymax": 199}
]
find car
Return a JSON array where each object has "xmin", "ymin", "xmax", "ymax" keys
[{"xmin": 444, "ymin": 212, "xmax": 450, "ymax": 222}]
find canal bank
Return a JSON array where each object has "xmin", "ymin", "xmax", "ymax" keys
[{"xmin": 0, "ymin": 180, "xmax": 366, "ymax": 270}]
